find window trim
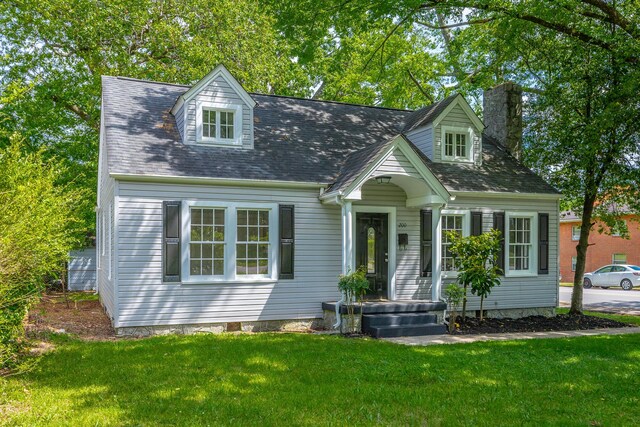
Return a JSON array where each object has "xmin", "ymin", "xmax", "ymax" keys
[
  {"xmin": 441, "ymin": 125, "xmax": 474, "ymax": 163},
  {"xmin": 505, "ymin": 211, "xmax": 538, "ymax": 277},
  {"xmin": 571, "ymin": 225, "xmax": 580, "ymax": 241},
  {"xmin": 195, "ymin": 101, "xmax": 242, "ymax": 146},
  {"xmin": 612, "ymin": 253, "xmax": 627, "ymax": 265},
  {"xmin": 181, "ymin": 201, "xmax": 278, "ymax": 284},
  {"xmin": 441, "ymin": 209, "xmax": 471, "ymax": 278},
  {"xmin": 107, "ymin": 204, "xmax": 112, "ymax": 280},
  {"xmin": 571, "ymin": 256, "xmax": 577, "ymax": 272}
]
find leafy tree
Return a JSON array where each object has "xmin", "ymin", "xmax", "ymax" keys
[
  {"xmin": 0, "ymin": 134, "xmax": 84, "ymax": 370},
  {"xmin": 0, "ymin": 0, "xmax": 312, "ymax": 233},
  {"xmin": 446, "ymin": 229, "xmax": 502, "ymax": 323},
  {"xmin": 270, "ymin": 0, "xmax": 640, "ymax": 314}
]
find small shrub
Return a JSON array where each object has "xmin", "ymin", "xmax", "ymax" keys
[
  {"xmin": 446, "ymin": 229, "xmax": 502, "ymax": 323},
  {"xmin": 444, "ymin": 284, "xmax": 465, "ymax": 333}
]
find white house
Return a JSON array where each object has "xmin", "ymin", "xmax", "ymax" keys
[{"xmin": 97, "ymin": 65, "xmax": 560, "ymax": 337}]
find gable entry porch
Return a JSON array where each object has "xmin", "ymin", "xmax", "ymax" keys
[{"xmin": 320, "ymin": 136, "xmax": 451, "ymax": 337}]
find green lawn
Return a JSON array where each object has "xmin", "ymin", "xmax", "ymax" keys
[
  {"xmin": 3, "ymin": 331, "xmax": 640, "ymax": 426},
  {"xmin": 556, "ymin": 307, "xmax": 640, "ymax": 326}
]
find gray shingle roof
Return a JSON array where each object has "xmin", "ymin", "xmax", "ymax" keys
[
  {"xmin": 101, "ymin": 76, "xmax": 559, "ymax": 195},
  {"xmin": 401, "ymin": 94, "xmax": 458, "ymax": 133}
]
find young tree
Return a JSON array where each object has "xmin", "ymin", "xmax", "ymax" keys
[{"xmin": 446, "ymin": 230, "xmax": 502, "ymax": 323}]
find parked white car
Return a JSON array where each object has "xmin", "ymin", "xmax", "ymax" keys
[{"xmin": 583, "ymin": 264, "xmax": 640, "ymax": 290}]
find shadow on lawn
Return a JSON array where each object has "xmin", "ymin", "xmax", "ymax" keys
[{"xmin": 21, "ymin": 333, "xmax": 640, "ymax": 425}]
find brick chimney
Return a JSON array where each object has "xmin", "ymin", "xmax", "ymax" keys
[{"xmin": 483, "ymin": 82, "xmax": 523, "ymax": 160}]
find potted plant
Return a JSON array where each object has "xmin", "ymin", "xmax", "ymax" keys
[{"xmin": 337, "ymin": 267, "xmax": 370, "ymax": 334}]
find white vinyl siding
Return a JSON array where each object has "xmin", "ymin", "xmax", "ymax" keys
[
  {"xmin": 115, "ymin": 181, "xmax": 340, "ymax": 328},
  {"xmin": 442, "ymin": 197, "xmax": 557, "ymax": 311},
  {"xmin": 373, "ymin": 151, "xmax": 421, "ymax": 178},
  {"xmin": 434, "ymin": 104, "xmax": 481, "ymax": 164},
  {"xmin": 405, "ymin": 125, "xmax": 433, "ymax": 159},
  {"xmin": 96, "ymin": 137, "xmax": 116, "ymax": 321},
  {"xmin": 185, "ymin": 74, "xmax": 253, "ymax": 148}
]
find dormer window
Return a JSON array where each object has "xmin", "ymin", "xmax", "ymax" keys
[
  {"xmin": 196, "ymin": 101, "xmax": 242, "ymax": 145},
  {"xmin": 202, "ymin": 109, "xmax": 235, "ymax": 140},
  {"xmin": 445, "ymin": 132, "xmax": 466, "ymax": 158},
  {"xmin": 441, "ymin": 126, "xmax": 474, "ymax": 162}
]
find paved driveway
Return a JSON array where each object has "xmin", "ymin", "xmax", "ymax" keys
[{"xmin": 559, "ymin": 286, "xmax": 640, "ymax": 315}]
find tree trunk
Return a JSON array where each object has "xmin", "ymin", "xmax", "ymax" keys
[
  {"xmin": 479, "ymin": 296, "xmax": 484, "ymax": 321},
  {"xmin": 460, "ymin": 284, "xmax": 468, "ymax": 325},
  {"xmin": 570, "ymin": 193, "xmax": 597, "ymax": 315}
]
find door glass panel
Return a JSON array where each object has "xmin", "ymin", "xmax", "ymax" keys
[{"xmin": 367, "ymin": 227, "xmax": 376, "ymax": 274}]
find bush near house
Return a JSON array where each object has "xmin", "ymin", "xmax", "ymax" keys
[{"xmin": 0, "ymin": 136, "xmax": 84, "ymax": 371}]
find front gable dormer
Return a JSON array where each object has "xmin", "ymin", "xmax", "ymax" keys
[
  {"xmin": 171, "ymin": 64, "xmax": 256, "ymax": 149},
  {"xmin": 404, "ymin": 94, "xmax": 484, "ymax": 166}
]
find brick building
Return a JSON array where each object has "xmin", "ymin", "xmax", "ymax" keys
[{"xmin": 560, "ymin": 212, "xmax": 640, "ymax": 282}]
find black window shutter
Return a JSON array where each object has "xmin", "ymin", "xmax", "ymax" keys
[
  {"xmin": 163, "ymin": 201, "xmax": 181, "ymax": 282},
  {"xmin": 279, "ymin": 205, "xmax": 295, "ymax": 279},
  {"xmin": 493, "ymin": 212, "xmax": 505, "ymax": 274},
  {"xmin": 420, "ymin": 210, "xmax": 432, "ymax": 277},
  {"xmin": 538, "ymin": 213, "xmax": 549, "ymax": 274},
  {"xmin": 471, "ymin": 211, "xmax": 483, "ymax": 236}
]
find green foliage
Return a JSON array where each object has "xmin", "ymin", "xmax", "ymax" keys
[
  {"xmin": 337, "ymin": 268, "xmax": 370, "ymax": 333},
  {"xmin": 446, "ymin": 229, "xmax": 502, "ymax": 322},
  {"xmin": 0, "ymin": 0, "xmax": 313, "ymax": 233},
  {"xmin": 0, "ymin": 136, "xmax": 84, "ymax": 370},
  {"xmin": 270, "ymin": 0, "xmax": 640, "ymax": 314},
  {"xmin": 444, "ymin": 283, "xmax": 465, "ymax": 308},
  {"xmin": 444, "ymin": 283, "xmax": 465, "ymax": 333}
]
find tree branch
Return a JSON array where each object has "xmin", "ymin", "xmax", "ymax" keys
[
  {"xmin": 51, "ymin": 95, "xmax": 98, "ymax": 130},
  {"xmin": 416, "ymin": 18, "xmax": 494, "ymax": 30},
  {"xmin": 407, "ymin": 69, "xmax": 433, "ymax": 103}
]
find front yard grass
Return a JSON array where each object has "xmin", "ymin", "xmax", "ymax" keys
[
  {"xmin": 2, "ymin": 331, "xmax": 640, "ymax": 426},
  {"xmin": 557, "ymin": 307, "xmax": 640, "ymax": 326}
]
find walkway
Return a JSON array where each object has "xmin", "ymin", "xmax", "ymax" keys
[{"xmin": 384, "ymin": 326, "xmax": 640, "ymax": 346}]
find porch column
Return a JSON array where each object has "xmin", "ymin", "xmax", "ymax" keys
[
  {"xmin": 341, "ymin": 201, "xmax": 354, "ymax": 274},
  {"xmin": 431, "ymin": 204, "xmax": 443, "ymax": 301}
]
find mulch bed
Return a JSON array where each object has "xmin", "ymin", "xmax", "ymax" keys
[
  {"xmin": 449, "ymin": 314, "xmax": 632, "ymax": 335},
  {"xmin": 25, "ymin": 292, "xmax": 116, "ymax": 340}
]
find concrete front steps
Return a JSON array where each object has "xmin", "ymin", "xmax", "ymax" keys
[{"xmin": 322, "ymin": 300, "xmax": 447, "ymax": 338}]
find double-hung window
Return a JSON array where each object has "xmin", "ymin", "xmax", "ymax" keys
[
  {"xmin": 505, "ymin": 212, "xmax": 537, "ymax": 276},
  {"xmin": 182, "ymin": 202, "xmax": 277, "ymax": 283},
  {"xmin": 236, "ymin": 209, "xmax": 270, "ymax": 275},
  {"xmin": 197, "ymin": 101, "xmax": 241, "ymax": 145},
  {"xmin": 189, "ymin": 208, "xmax": 225, "ymax": 276},
  {"xmin": 441, "ymin": 210, "xmax": 470, "ymax": 275}
]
